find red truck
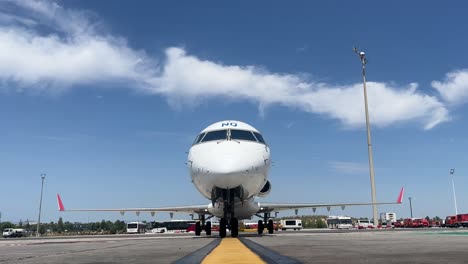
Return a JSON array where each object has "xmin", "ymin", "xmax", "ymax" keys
[
  {"xmin": 403, "ymin": 218, "xmax": 429, "ymax": 228},
  {"xmin": 456, "ymin": 214, "xmax": 468, "ymax": 227},
  {"xmin": 444, "ymin": 215, "xmax": 458, "ymax": 228}
]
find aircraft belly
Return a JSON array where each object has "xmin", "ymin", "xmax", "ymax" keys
[
  {"xmin": 208, "ymin": 199, "xmax": 259, "ymax": 220},
  {"xmin": 192, "ymin": 170, "xmax": 267, "ymax": 200}
]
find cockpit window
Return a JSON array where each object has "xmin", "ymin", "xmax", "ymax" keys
[
  {"xmin": 230, "ymin": 129, "xmax": 258, "ymax": 142},
  {"xmin": 200, "ymin": 130, "xmax": 228, "ymax": 142},
  {"xmin": 193, "ymin": 133, "xmax": 205, "ymax": 145},
  {"xmin": 253, "ymin": 132, "xmax": 266, "ymax": 144}
]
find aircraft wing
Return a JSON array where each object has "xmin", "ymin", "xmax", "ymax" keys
[
  {"xmin": 257, "ymin": 187, "xmax": 404, "ymax": 214},
  {"xmin": 57, "ymin": 194, "xmax": 210, "ymax": 216}
]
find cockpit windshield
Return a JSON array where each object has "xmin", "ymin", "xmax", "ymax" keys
[
  {"xmin": 200, "ymin": 130, "xmax": 228, "ymax": 142},
  {"xmin": 230, "ymin": 129, "xmax": 258, "ymax": 142},
  {"xmin": 253, "ymin": 132, "xmax": 266, "ymax": 144},
  {"xmin": 193, "ymin": 129, "xmax": 266, "ymax": 145},
  {"xmin": 193, "ymin": 133, "xmax": 205, "ymax": 145}
]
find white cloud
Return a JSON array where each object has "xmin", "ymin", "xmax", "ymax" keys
[
  {"xmin": 0, "ymin": 0, "xmax": 451, "ymax": 129},
  {"xmin": 0, "ymin": 0, "xmax": 157, "ymax": 93},
  {"xmin": 153, "ymin": 48, "xmax": 449, "ymax": 129},
  {"xmin": 0, "ymin": 28, "xmax": 155, "ymax": 90},
  {"xmin": 432, "ymin": 69, "xmax": 468, "ymax": 105}
]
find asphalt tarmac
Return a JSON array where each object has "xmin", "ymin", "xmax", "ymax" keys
[{"xmin": 1, "ymin": 229, "xmax": 468, "ymax": 264}]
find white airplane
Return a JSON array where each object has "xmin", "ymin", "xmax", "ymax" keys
[{"xmin": 57, "ymin": 120, "xmax": 404, "ymax": 238}]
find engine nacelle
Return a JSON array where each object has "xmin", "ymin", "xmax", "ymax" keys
[{"xmin": 257, "ymin": 180, "xmax": 272, "ymax": 197}]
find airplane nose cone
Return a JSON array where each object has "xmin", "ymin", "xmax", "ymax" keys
[{"xmin": 210, "ymin": 155, "xmax": 247, "ymax": 174}]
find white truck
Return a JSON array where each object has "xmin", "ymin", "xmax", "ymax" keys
[
  {"xmin": 280, "ymin": 219, "xmax": 303, "ymax": 231},
  {"xmin": 3, "ymin": 228, "xmax": 25, "ymax": 238}
]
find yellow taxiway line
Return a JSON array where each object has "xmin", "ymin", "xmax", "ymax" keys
[{"xmin": 202, "ymin": 238, "xmax": 265, "ymax": 264}]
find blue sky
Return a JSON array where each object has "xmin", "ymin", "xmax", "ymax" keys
[{"xmin": 1, "ymin": 0, "xmax": 468, "ymax": 224}]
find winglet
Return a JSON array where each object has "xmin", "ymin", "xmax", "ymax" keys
[
  {"xmin": 396, "ymin": 187, "xmax": 404, "ymax": 204},
  {"xmin": 57, "ymin": 194, "xmax": 65, "ymax": 211}
]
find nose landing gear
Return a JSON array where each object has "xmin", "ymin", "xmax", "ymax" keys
[{"xmin": 218, "ymin": 188, "xmax": 241, "ymax": 238}]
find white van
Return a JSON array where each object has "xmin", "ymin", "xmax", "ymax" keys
[
  {"xmin": 3, "ymin": 228, "xmax": 25, "ymax": 238},
  {"xmin": 280, "ymin": 219, "xmax": 302, "ymax": 231},
  {"xmin": 355, "ymin": 220, "xmax": 374, "ymax": 229}
]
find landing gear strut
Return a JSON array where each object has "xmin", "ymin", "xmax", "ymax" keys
[{"xmin": 218, "ymin": 188, "xmax": 240, "ymax": 238}]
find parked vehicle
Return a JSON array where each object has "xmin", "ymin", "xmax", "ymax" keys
[
  {"xmin": 355, "ymin": 220, "xmax": 374, "ymax": 229},
  {"xmin": 456, "ymin": 214, "xmax": 468, "ymax": 227},
  {"xmin": 280, "ymin": 219, "xmax": 303, "ymax": 231},
  {"xmin": 327, "ymin": 216, "xmax": 352, "ymax": 229},
  {"xmin": 3, "ymin": 228, "xmax": 25, "ymax": 238},
  {"xmin": 403, "ymin": 218, "xmax": 429, "ymax": 228},
  {"xmin": 429, "ymin": 220, "xmax": 441, "ymax": 228},
  {"xmin": 444, "ymin": 216, "xmax": 458, "ymax": 228}
]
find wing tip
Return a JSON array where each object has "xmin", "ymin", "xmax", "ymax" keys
[
  {"xmin": 397, "ymin": 187, "xmax": 405, "ymax": 204},
  {"xmin": 57, "ymin": 193, "xmax": 65, "ymax": 211}
]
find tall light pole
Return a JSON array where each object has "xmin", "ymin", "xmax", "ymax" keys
[
  {"xmin": 449, "ymin": 169, "xmax": 458, "ymax": 215},
  {"xmin": 353, "ymin": 47, "xmax": 378, "ymax": 226},
  {"xmin": 408, "ymin": 197, "xmax": 413, "ymax": 218},
  {"xmin": 36, "ymin": 173, "xmax": 46, "ymax": 237}
]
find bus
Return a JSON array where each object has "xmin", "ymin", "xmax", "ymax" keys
[
  {"xmin": 149, "ymin": 220, "xmax": 196, "ymax": 233},
  {"xmin": 126, "ymin": 222, "xmax": 147, "ymax": 234},
  {"xmin": 327, "ymin": 216, "xmax": 353, "ymax": 229}
]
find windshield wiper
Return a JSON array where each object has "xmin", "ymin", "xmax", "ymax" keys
[{"xmin": 217, "ymin": 139, "xmax": 227, "ymax": 144}]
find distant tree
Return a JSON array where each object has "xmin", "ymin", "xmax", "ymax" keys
[
  {"xmin": 425, "ymin": 216, "xmax": 431, "ymax": 221},
  {"xmin": 316, "ymin": 219, "xmax": 327, "ymax": 228},
  {"xmin": 64, "ymin": 221, "xmax": 74, "ymax": 232},
  {"xmin": 106, "ymin": 221, "xmax": 113, "ymax": 231},
  {"xmin": 434, "ymin": 216, "xmax": 441, "ymax": 221},
  {"xmin": 39, "ymin": 225, "xmax": 46, "ymax": 235},
  {"xmin": 18, "ymin": 219, "xmax": 23, "ymax": 228},
  {"xmin": 114, "ymin": 220, "xmax": 126, "ymax": 233},
  {"xmin": 0, "ymin": 222, "xmax": 15, "ymax": 231},
  {"xmin": 100, "ymin": 220, "xmax": 108, "ymax": 231},
  {"xmin": 57, "ymin": 217, "xmax": 64, "ymax": 233},
  {"xmin": 90, "ymin": 222, "xmax": 100, "ymax": 231},
  {"xmin": 50, "ymin": 221, "xmax": 57, "ymax": 232},
  {"xmin": 25, "ymin": 220, "xmax": 31, "ymax": 230}
]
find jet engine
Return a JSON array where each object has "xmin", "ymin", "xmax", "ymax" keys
[{"xmin": 257, "ymin": 180, "xmax": 272, "ymax": 197}]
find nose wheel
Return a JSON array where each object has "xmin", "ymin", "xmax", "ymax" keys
[
  {"xmin": 218, "ymin": 188, "xmax": 241, "ymax": 238},
  {"xmin": 230, "ymin": 218, "xmax": 239, "ymax": 237},
  {"xmin": 219, "ymin": 218, "xmax": 227, "ymax": 238}
]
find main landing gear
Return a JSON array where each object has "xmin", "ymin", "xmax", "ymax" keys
[
  {"xmin": 195, "ymin": 214, "xmax": 213, "ymax": 236},
  {"xmin": 256, "ymin": 213, "xmax": 275, "ymax": 235}
]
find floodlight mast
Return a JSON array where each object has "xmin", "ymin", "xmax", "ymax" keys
[
  {"xmin": 353, "ymin": 47, "xmax": 378, "ymax": 226},
  {"xmin": 450, "ymin": 169, "xmax": 458, "ymax": 215}
]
